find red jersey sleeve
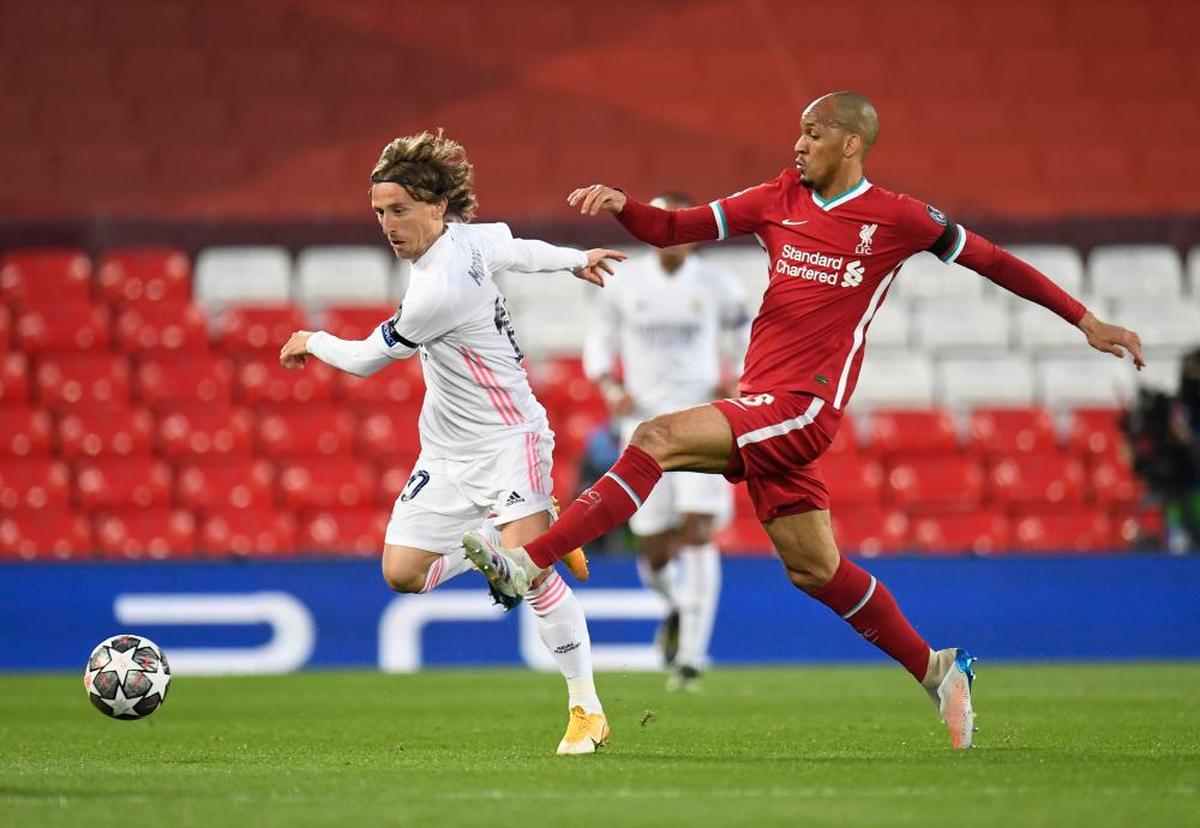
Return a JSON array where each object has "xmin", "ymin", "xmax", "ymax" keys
[
  {"xmin": 896, "ymin": 194, "xmax": 1086, "ymax": 325},
  {"xmin": 709, "ymin": 172, "xmax": 790, "ymax": 240}
]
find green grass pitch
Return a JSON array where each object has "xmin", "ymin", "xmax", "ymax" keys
[{"xmin": 1, "ymin": 664, "xmax": 1197, "ymax": 827}]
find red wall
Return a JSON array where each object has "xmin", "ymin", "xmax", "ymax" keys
[{"xmin": 1, "ymin": 0, "xmax": 1197, "ymax": 222}]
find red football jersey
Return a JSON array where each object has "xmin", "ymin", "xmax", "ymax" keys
[{"xmin": 709, "ymin": 168, "xmax": 961, "ymax": 408}]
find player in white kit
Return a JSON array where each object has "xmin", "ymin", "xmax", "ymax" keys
[
  {"xmin": 278, "ymin": 132, "xmax": 625, "ymax": 754},
  {"xmin": 582, "ymin": 193, "xmax": 751, "ymax": 691}
]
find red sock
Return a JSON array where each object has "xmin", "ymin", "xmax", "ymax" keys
[
  {"xmin": 526, "ymin": 445, "xmax": 663, "ymax": 567},
  {"xmin": 812, "ymin": 557, "xmax": 931, "ymax": 681}
]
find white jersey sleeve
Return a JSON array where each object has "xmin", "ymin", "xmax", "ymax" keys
[
  {"xmin": 384, "ymin": 267, "xmax": 471, "ymax": 353},
  {"xmin": 582, "ymin": 284, "xmax": 621, "ymax": 381},
  {"xmin": 473, "ymin": 222, "xmax": 588, "ymax": 274},
  {"xmin": 306, "ymin": 327, "xmax": 397, "ymax": 376}
]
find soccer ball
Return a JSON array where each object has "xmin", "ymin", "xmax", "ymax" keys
[{"xmin": 84, "ymin": 634, "xmax": 171, "ymax": 720}]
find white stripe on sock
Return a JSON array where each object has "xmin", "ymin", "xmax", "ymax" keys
[
  {"xmin": 603, "ymin": 471, "xmax": 643, "ymax": 509},
  {"xmin": 841, "ymin": 575, "xmax": 877, "ymax": 620}
]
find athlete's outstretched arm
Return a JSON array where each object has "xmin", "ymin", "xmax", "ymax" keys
[
  {"xmin": 496, "ymin": 239, "xmax": 627, "ymax": 287},
  {"xmin": 279, "ymin": 327, "xmax": 399, "ymax": 377},
  {"xmin": 568, "ymin": 184, "xmax": 720, "ymax": 247},
  {"xmin": 956, "ymin": 230, "xmax": 1145, "ymax": 369}
]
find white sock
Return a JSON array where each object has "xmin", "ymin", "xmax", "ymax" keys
[
  {"xmin": 636, "ymin": 555, "xmax": 679, "ymax": 609},
  {"xmin": 528, "ymin": 569, "xmax": 602, "ymax": 714},
  {"xmin": 675, "ymin": 542, "xmax": 722, "ymax": 670},
  {"xmin": 422, "ymin": 521, "xmax": 501, "ymax": 593}
]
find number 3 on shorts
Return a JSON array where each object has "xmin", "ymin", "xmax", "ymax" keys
[
  {"xmin": 400, "ymin": 470, "xmax": 430, "ymax": 502},
  {"xmin": 738, "ymin": 393, "xmax": 775, "ymax": 407}
]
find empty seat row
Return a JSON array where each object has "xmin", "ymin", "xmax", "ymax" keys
[
  {"xmin": 0, "ymin": 507, "xmax": 388, "ymax": 561},
  {"xmin": 0, "ymin": 456, "xmax": 415, "ymax": 512},
  {"xmin": 1, "ymin": 246, "xmax": 408, "ymax": 314}
]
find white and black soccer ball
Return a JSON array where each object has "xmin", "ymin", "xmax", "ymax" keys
[{"xmin": 84, "ymin": 634, "xmax": 171, "ymax": 720}]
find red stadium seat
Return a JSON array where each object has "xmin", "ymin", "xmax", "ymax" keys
[
  {"xmin": 0, "ymin": 306, "xmax": 11, "ymax": 351},
  {"xmin": 0, "ymin": 509, "xmax": 93, "ymax": 561},
  {"xmin": 156, "ymin": 403, "xmax": 254, "ymax": 458},
  {"xmin": 831, "ymin": 508, "xmax": 910, "ymax": 556},
  {"xmin": 57, "ymin": 406, "xmax": 155, "ymax": 458},
  {"xmin": 219, "ymin": 304, "xmax": 307, "ymax": 353},
  {"xmin": 886, "ymin": 456, "xmax": 984, "ymax": 512},
  {"xmin": 1089, "ymin": 456, "xmax": 1143, "ymax": 506},
  {"xmin": 550, "ymin": 411, "xmax": 609, "ymax": 462},
  {"xmin": 714, "ymin": 517, "xmax": 772, "ymax": 555},
  {"xmin": 1011, "ymin": 509, "xmax": 1116, "ymax": 553},
  {"xmin": 93, "ymin": 509, "xmax": 197, "ymax": 560},
  {"xmin": 96, "ymin": 247, "xmax": 191, "ymax": 307},
  {"xmin": 531, "ymin": 357, "xmax": 606, "ymax": 418},
  {"xmin": 377, "ymin": 455, "xmax": 420, "ymax": 506},
  {"xmin": 911, "ymin": 512, "xmax": 1010, "ymax": 555},
  {"xmin": 135, "ymin": 353, "xmax": 235, "ymax": 406},
  {"xmin": 236, "ymin": 357, "xmax": 334, "ymax": 405},
  {"xmin": 320, "ymin": 306, "xmax": 394, "ymax": 340},
  {"xmin": 278, "ymin": 457, "xmax": 376, "ymax": 510},
  {"xmin": 1065, "ymin": 408, "xmax": 1125, "ymax": 457},
  {"xmin": 258, "ymin": 407, "xmax": 357, "ymax": 457},
  {"xmin": 549, "ymin": 463, "xmax": 581, "ymax": 503},
  {"xmin": 357, "ymin": 410, "xmax": 423, "ymax": 458},
  {"xmin": 114, "ymin": 302, "xmax": 209, "ymax": 353},
  {"xmin": 987, "ymin": 455, "xmax": 1088, "ymax": 507},
  {"xmin": 823, "ymin": 413, "xmax": 859, "ymax": 456},
  {"xmin": 200, "ymin": 508, "xmax": 297, "ymax": 557},
  {"xmin": 34, "ymin": 353, "xmax": 131, "ymax": 408},
  {"xmin": 868, "ymin": 409, "xmax": 959, "ymax": 456},
  {"xmin": 176, "ymin": 456, "xmax": 276, "ymax": 510},
  {"xmin": 820, "ymin": 455, "xmax": 885, "ymax": 508},
  {"xmin": 0, "ymin": 248, "xmax": 92, "ymax": 309},
  {"xmin": 75, "ymin": 457, "xmax": 172, "ymax": 510},
  {"xmin": 967, "ymin": 407, "xmax": 1058, "ymax": 456},
  {"xmin": 0, "ymin": 354, "xmax": 30, "ymax": 403},
  {"xmin": 336, "ymin": 367, "xmax": 423, "ymax": 405},
  {"xmin": 0, "ymin": 407, "xmax": 52, "ymax": 457},
  {"xmin": 15, "ymin": 303, "xmax": 111, "ymax": 353},
  {"xmin": 0, "ymin": 459, "xmax": 72, "ymax": 510},
  {"xmin": 299, "ymin": 509, "xmax": 388, "ymax": 555}
]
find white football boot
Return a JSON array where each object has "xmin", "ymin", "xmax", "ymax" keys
[
  {"xmin": 462, "ymin": 530, "xmax": 546, "ymax": 598},
  {"xmin": 924, "ymin": 647, "xmax": 977, "ymax": 749}
]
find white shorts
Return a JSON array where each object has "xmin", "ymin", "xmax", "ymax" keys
[
  {"xmin": 385, "ymin": 430, "xmax": 555, "ymax": 554},
  {"xmin": 630, "ymin": 470, "xmax": 733, "ymax": 537}
]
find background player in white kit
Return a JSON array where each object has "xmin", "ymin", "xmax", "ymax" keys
[
  {"xmin": 583, "ymin": 193, "xmax": 751, "ymax": 692},
  {"xmin": 277, "ymin": 131, "xmax": 626, "ymax": 755}
]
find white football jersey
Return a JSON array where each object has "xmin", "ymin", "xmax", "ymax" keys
[
  {"xmin": 312, "ymin": 222, "xmax": 586, "ymax": 459},
  {"xmin": 583, "ymin": 252, "xmax": 751, "ymax": 418}
]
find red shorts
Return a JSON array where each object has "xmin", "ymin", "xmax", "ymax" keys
[{"xmin": 713, "ymin": 391, "xmax": 842, "ymax": 522}]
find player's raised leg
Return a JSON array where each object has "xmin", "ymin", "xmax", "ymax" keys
[
  {"xmin": 464, "ymin": 403, "xmax": 734, "ymax": 596},
  {"xmin": 764, "ymin": 509, "xmax": 976, "ymax": 749},
  {"xmin": 498, "ymin": 510, "xmax": 609, "ymax": 755},
  {"xmin": 381, "ymin": 544, "xmax": 474, "ymax": 594}
]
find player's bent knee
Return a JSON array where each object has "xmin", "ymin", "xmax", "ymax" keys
[
  {"xmin": 783, "ymin": 556, "xmax": 839, "ymax": 594},
  {"xmin": 630, "ymin": 416, "xmax": 677, "ymax": 462},
  {"xmin": 381, "ymin": 552, "xmax": 426, "ymax": 594}
]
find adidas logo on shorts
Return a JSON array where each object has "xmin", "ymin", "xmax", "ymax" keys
[{"xmin": 505, "ymin": 491, "xmax": 525, "ymax": 507}]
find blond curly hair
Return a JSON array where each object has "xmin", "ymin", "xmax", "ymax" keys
[{"xmin": 370, "ymin": 130, "xmax": 478, "ymax": 222}]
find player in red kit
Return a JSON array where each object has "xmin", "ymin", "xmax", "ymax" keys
[{"xmin": 463, "ymin": 92, "xmax": 1145, "ymax": 749}]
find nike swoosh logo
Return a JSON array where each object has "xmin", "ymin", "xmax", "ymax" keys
[{"xmin": 781, "ymin": 219, "xmax": 809, "ymax": 226}]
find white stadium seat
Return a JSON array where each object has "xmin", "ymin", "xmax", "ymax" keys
[
  {"xmin": 1112, "ymin": 300, "xmax": 1200, "ymax": 350},
  {"xmin": 1012, "ymin": 303, "xmax": 1092, "ymax": 354},
  {"xmin": 937, "ymin": 356, "xmax": 1034, "ymax": 408},
  {"xmin": 498, "ymin": 270, "xmax": 595, "ymax": 358},
  {"xmin": 295, "ymin": 246, "xmax": 393, "ymax": 311},
  {"xmin": 194, "ymin": 246, "xmax": 291, "ymax": 311},
  {"xmin": 1136, "ymin": 352, "xmax": 1184, "ymax": 395},
  {"xmin": 913, "ymin": 299, "xmax": 1011, "ymax": 352},
  {"xmin": 699, "ymin": 244, "xmax": 771, "ymax": 315},
  {"xmin": 888, "ymin": 252, "xmax": 985, "ymax": 304},
  {"xmin": 1036, "ymin": 357, "xmax": 1135, "ymax": 409},
  {"xmin": 865, "ymin": 295, "xmax": 910, "ymax": 350},
  {"xmin": 1088, "ymin": 244, "xmax": 1183, "ymax": 301},
  {"xmin": 853, "ymin": 353, "xmax": 935, "ymax": 408},
  {"xmin": 1005, "ymin": 244, "xmax": 1086, "ymax": 298}
]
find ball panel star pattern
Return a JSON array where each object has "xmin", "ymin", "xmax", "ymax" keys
[{"xmin": 84, "ymin": 635, "xmax": 171, "ymax": 721}]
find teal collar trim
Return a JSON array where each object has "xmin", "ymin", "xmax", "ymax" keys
[{"xmin": 811, "ymin": 177, "xmax": 872, "ymax": 211}]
